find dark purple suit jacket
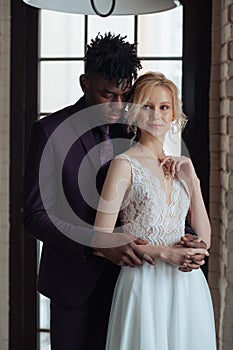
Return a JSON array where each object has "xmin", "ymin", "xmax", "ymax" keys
[{"xmin": 24, "ymin": 96, "xmax": 127, "ymax": 306}]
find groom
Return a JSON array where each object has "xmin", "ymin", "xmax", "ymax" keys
[{"xmin": 24, "ymin": 33, "xmax": 207, "ymax": 350}]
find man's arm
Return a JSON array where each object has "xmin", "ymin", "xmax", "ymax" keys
[
  {"xmin": 24, "ymin": 121, "xmax": 152, "ymax": 264},
  {"xmin": 24, "ymin": 120, "xmax": 94, "ymax": 257}
]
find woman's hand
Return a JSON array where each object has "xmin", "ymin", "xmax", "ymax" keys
[
  {"xmin": 160, "ymin": 245, "xmax": 209, "ymax": 268},
  {"xmin": 136, "ymin": 244, "xmax": 209, "ymax": 271},
  {"xmin": 160, "ymin": 156, "xmax": 198, "ymax": 181}
]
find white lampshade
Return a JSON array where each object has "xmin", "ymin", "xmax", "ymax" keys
[{"xmin": 22, "ymin": 0, "xmax": 180, "ymax": 16}]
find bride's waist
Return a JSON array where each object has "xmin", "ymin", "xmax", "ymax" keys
[
  {"xmin": 141, "ymin": 234, "xmax": 181, "ymax": 246},
  {"xmin": 128, "ymin": 229, "xmax": 184, "ymax": 246}
]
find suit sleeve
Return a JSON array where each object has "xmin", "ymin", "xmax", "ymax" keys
[
  {"xmin": 184, "ymin": 224, "xmax": 196, "ymax": 235},
  {"xmin": 23, "ymin": 121, "xmax": 93, "ymax": 258}
]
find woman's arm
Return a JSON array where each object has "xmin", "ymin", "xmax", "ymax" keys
[
  {"xmin": 93, "ymin": 157, "xmax": 155, "ymax": 266},
  {"xmin": 136, "ymin": 244, "xmax": 209, "ymax": 267},
  {"xmin": 161, "ymin": 156, "xmax": 211, "ymax": 249},
  {"xmin": 94, "ymin": 157, "xmax": 131, "ymax": 233},
  {"xmin": 187, "ymin": 178, "xmax": 211, "ymax": 248},
  {"xmin": 94, "ymin": 156, "xmax": 209, "ymax": 268}
]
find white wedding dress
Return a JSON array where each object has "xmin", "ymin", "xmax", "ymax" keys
[{"xmin": 105, "ymin": 154, "xmax": 216, "ymax": 350}]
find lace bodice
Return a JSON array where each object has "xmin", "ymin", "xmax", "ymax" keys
[{"xmin": 117, "ymin": 154, "xmax": 190, "ymax": 246}]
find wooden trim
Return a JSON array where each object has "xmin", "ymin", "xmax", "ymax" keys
[{"xmin": 10, "ymin": 1, "xmax": 39, "ymax": 349}]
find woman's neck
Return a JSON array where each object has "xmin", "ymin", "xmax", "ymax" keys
[{"xmin": 138, "ymin": 133, "xmax": 165, "ymax": 160}]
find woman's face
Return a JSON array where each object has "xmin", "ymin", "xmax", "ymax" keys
[{"xmin": 137, "ymin": 85, "xmax": 174, "ymax": 141}]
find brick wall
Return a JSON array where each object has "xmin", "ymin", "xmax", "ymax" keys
[
  {"xmin": 0, "ymin": 0, "xmax": 10, "ymax": 349},
  {"xmin": 209, "ymin": 0, "xmax": 221, "ymax": 344},
  {"xmin": 209, "ymin": 0, "xmax": 233, "ymax": 349}
]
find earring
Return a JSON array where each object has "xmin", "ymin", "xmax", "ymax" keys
[
  {"xmin": 124, "ymin": 104, "xmax": 129, "ymax": 112},
  {"xmin": 133, "ymin": 123, "xmax": 137, "ymax": 137},
  {"xmin": 171, "ymin": 121, "xmax": 178, "ymax": 134},
  {"xmin": 130, "ymin": 123, "xmax": 137, "ymax": 147}
]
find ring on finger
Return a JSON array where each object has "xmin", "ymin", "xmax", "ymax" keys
[{"xmin": 143, "ymin": 253, "xmax": 150, "ymax": 260}]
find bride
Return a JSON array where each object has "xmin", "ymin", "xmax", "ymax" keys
[{"xmin": 94, "ymin": 72, "xmax": 216, "ymax": 350}]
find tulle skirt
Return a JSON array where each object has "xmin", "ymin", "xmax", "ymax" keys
[{"xmin": 106, "ymin": 261, "xmax": 216, "ymax": 350}]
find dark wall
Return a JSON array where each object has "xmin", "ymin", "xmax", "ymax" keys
[{"xmin": 181, "ymin": 0, "xmax": 212, "ymax": 208}]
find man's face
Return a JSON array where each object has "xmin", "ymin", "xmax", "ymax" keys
[{"xmin": 80, "ymin": 73, "xmax": 131, "ymax": 124}]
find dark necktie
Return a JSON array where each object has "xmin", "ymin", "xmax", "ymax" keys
[{"xmin": 99, "ymin": 125, "xmax": 114, "ymax": 165}]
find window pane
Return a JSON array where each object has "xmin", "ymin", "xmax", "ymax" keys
[
  {"xmin": 140, "ymin": 60, "xmax": 182, "ymax": 94},
  {"xmin": 40, "ymin": 61, "xmax": 84, "ymax": 113},
  {"xmin": 40, "ymin": 11, "xmax": 85, "ymax": 58},
  {"xmin": 38, "ymin": 332, "xmax": 51, "ymax": 350},
  {"xmin": 138, "ymin": 6, "xmax": 183, "ymax": 57},
  {"xmin": 39, "ymin": 294, "xmax": 50, "ymax": 330},
  {"xmin": 164, "ymin": 130, "xmax": 182, "ymax": 156},
  {"xmin": 88, "ymin": 15, "xmax": 134, "ymax": 42}
]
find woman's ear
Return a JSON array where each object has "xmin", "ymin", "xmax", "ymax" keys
[{"xmin": 79, "ymin": 74, "xmax": 88, "ymax": 93}]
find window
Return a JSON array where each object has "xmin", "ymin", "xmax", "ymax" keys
[
  {"xmin": 10, "ymin": 1, "xmax": 212, "ymax": 349},
  {"xmin": 38, "ymin": 7, "xmax": 183, "ymax": 349}
]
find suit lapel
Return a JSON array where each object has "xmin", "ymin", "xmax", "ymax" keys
[
  {"xmin": 68, "ymin": 100, "xmax": 132, "ymax": 170},
  {"xmin": 69, "ymin": 107, "xmax": 101, "ymax": 171}
]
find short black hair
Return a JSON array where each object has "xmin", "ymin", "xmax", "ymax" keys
[{"xmin": 84, "ymin": 32, "xmax": 142, "ymax": 89}]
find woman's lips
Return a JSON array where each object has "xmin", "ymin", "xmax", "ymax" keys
[{"xmin": 148, "ymin": 124, "xmax": 163, "ymax": 128}]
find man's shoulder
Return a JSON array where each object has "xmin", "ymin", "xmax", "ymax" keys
[{"xmin": 34, "ymin": 97, "xmax": 86, "ymax": 134}]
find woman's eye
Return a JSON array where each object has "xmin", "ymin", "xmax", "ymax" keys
[
  {"xmin": 142, "ymin": 105, "xmax": 152, "ymax": 110},
  {"xmin": 160, "ymin": 105, "xmax": 169, "ymax": 110}
]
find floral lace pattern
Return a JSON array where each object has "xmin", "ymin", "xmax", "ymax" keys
[{"xmin": 117, "ymin": 154, "xmax": 190, "ymax": 246}]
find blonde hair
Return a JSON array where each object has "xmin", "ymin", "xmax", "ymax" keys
[{"xmin": 126, "ymin": 71, "xmax": 187, "ymax": 130}]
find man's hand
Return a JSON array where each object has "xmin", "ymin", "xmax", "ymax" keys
[
  {"xmin": 178, "ymin": 234, "xmax": 208, "ymax": 272},
  {"xmin": 179, "ymin": 234, "xmax": 207, "ymax": 248},
  {"xmin": 92, "ymin": 232, "xmax": 155, "ymax": 267}
]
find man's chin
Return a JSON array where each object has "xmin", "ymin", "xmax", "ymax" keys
[{"xmin": 105, "ymin": 116, "xmax": 121, "ymax": 124}]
